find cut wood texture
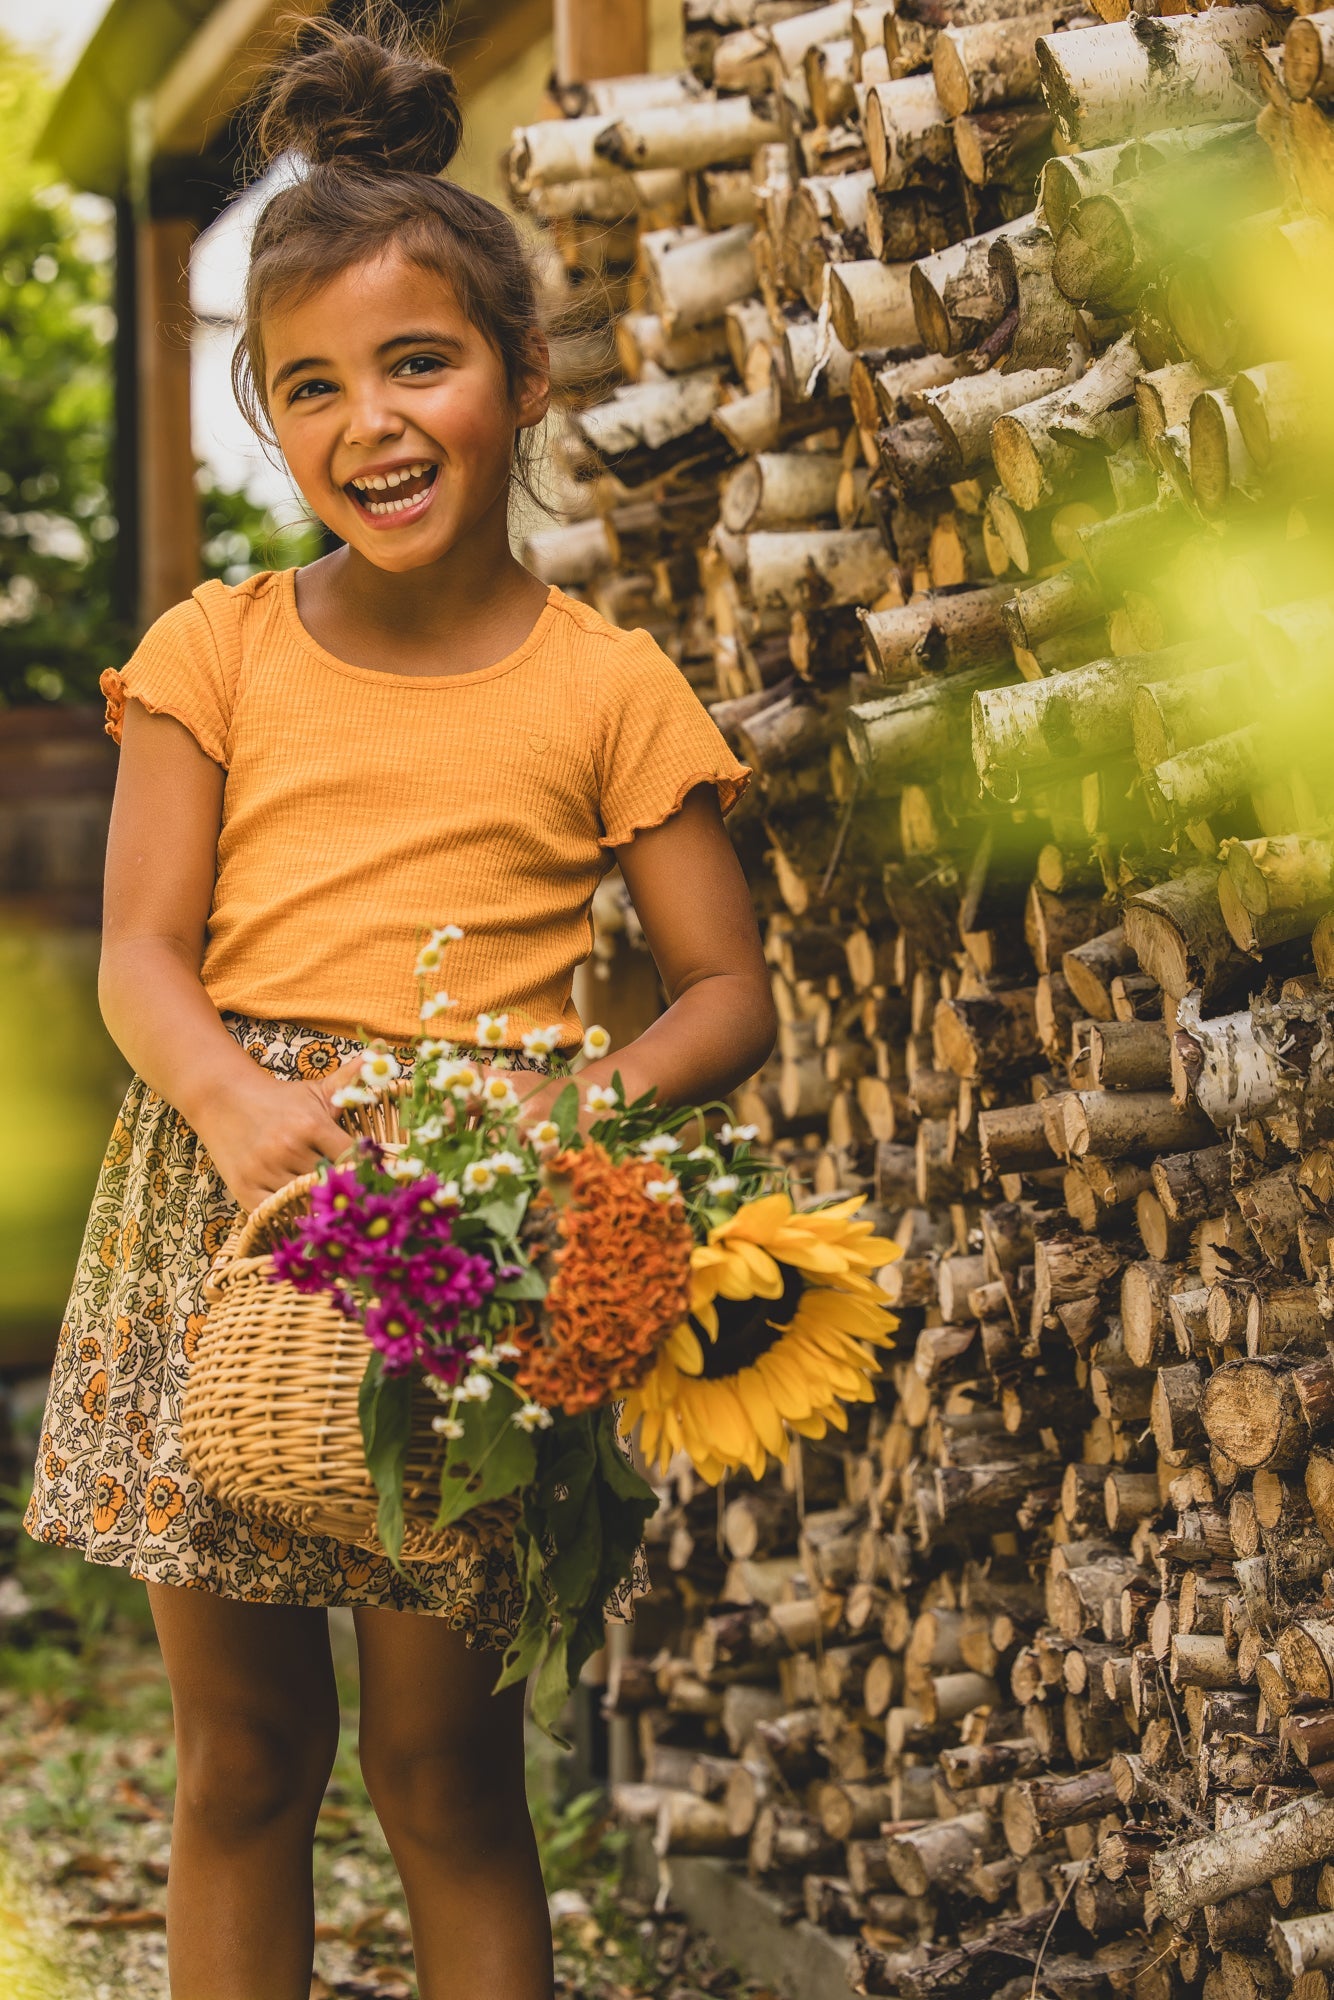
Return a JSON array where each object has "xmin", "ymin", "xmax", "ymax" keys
[{"xmin": 507, "ymin": 1, "xmax": 1334, "ymax": 1988}]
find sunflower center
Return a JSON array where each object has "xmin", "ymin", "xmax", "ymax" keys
[{"xmin": 695, "ymin": 1263, "xmax": 805, "ymax": 1377}]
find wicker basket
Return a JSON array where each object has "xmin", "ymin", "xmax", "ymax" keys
[{"xmin": 179, "ymin": 1090, "xmax": 516, "ymax": 1562}]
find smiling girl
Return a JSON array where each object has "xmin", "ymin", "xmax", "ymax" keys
[{"xmin": 24, "ymin": 22, "xmax": 774, "ymax": 2000}]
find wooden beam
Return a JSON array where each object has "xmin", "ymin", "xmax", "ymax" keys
[
  {"xmin": 152, "ymin": 0, "xmax": 330, "ymax": 158},
  {"xmin": 553, "ymin": 0, "xmax": 649, "ymax": 84},
  {"xmin": 136, "ymin": 219, "xmax": 199, "ymax": 623},
  {"xmin": 451, "ymin": 0, "xmax": 556, "ymax": 102}
]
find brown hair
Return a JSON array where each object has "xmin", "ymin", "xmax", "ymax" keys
[{"xmin": 233, "ymin": 15, "xmax": 546, "ymax": 495}]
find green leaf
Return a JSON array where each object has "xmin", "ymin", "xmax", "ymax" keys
[
  {"xmin": 494, "ymin": 1265, "xmax": 547, "ymax": 1301},
  {"xmin": 551, "ymin": 1081, "xmax": 580, "ymax": 1146},
  {"xmin": 529, "ymin": 1629, "xmax": 573, "ymax": 1740},
  {"xmin": 357, "ymin": 1355, "xmax": 413, "ymax": 1570},
  {"xmin": 435, "ymin": 1393, "xmax": 537, "ymax": 1528},
  {"xmin": 595, "ymin": 1409, "xmax": 658, "ymax": 1513},
  {"xmin": 469, "ymin": 1191, "xmax": 529, "ymax": 1241}
]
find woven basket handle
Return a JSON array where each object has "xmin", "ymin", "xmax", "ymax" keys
[
  {"xmin": 202, "ymin": 1172, "xmax": 323, "ymax": 1302},
  {"xmin": 201, "ymin": 1080, "xmax": 412, "ymax": 1302}
]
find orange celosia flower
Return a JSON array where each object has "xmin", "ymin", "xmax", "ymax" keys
[{"xmin": 514, "ymin": 1145, "xmax": 694, "ymax": 1415}]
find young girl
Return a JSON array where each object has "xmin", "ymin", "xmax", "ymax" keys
[{"xmin": 25, "ymin": 25, "xmax": 774, "ymax": 2000}]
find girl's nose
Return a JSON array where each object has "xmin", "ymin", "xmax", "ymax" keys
[{"xmin": 342, "ymin": 395, "xmax": 404, "ymax": 449}]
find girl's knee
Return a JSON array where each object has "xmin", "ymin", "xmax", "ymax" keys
[
  {"xmin": 175, "ymin": 1703, "xmax": 340, "ymax": 1846},
  {"xmin": 358, "ymin": 1728, "xmax": 525, "ymax": 1857}
]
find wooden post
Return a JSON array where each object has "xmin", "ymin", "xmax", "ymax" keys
[
  {"xmin": 111, "ymin": 197, "xmax": 140, "ymax": 629},
  {"xmin": 553, "ymin": 0, "xmax": 649, "ymax": 86},
  {"xmin": 136, "ymin": 217, "xmax": 199, "ymax": 623}
]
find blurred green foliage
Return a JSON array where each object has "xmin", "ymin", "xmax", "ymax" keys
[{"xmin": 0, "ymin": 33, "xmax": 320, "ymax": 710}]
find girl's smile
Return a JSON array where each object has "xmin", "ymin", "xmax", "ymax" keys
[{"xmin": 345, "ymin": 457, "xmax": 440, "ymax": 525}]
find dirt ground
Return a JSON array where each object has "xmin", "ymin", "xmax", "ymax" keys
[{"xmin": 0, "ymin": 1491, "xmax": 773, "ymax": 2000}]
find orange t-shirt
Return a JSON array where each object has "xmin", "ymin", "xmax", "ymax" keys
[{"xmin": 101, "ymin": 570, "xmax": 750, "ymax": 1049}]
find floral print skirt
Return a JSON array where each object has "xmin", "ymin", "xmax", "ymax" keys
[{"xmin": 25, "ymin": 1012, "xmax": 645, "ymax": 1647}]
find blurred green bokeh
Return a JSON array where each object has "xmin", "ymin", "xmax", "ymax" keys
[{"xmin": 0, "ymin": 921, "xmax": 126, "ymax": 1363}]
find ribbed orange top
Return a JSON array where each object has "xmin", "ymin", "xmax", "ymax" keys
[{"xmin": 101, "ymin": 569, "xmax": 749, "ymax": 1048}]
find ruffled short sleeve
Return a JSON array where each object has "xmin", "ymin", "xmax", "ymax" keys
[
  {"xmin": 594, "ymin": 628, "xmax": 750, "ymax": 850},
  {"xmin": 101, "ymin": 585, "xmax": 236, "ymax": 767}
]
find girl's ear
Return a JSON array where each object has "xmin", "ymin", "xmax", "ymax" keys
[{"xmin": 514, "ymin": 329, "xmax": 551, "ymax": 433}]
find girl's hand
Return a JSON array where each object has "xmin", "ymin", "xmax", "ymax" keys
[{"xmin": 193, "ymin": 1054, "xmax": 365, "ymax": 1213}]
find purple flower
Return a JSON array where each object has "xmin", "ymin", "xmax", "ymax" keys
[
  {"xmin": 364, "ymin": 1302, "xmax": 424, "ymax": 1374},
  {"xmin": 270, "ymin": 1166, "xmax": 500, "ymax": 1371},
  {"xmin": 419, "ymin": 1344, "xmax": 466, "ymax": 1385}
]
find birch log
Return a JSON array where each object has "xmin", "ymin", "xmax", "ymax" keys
[
  {"xmin": 933, "ymin": 12, "xmax": 1058, "ymax": 117},
  {"xmin": 1035, "ymin": 10, "xmax": 1275, "ymax": 151},
  {"xmin": 1152, "ymin": 1794, "xmax": 1334, "ymax": 1921},
  {"xmin": 596, "ymin": 97, "xmax": 785, "ymax": 173}
]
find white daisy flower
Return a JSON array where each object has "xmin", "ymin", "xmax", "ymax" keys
[
  {"xmin": 417, "ymin": 1039, "xmax": 453, "ymax": 1061},
  {"xmin": 582, "ymin": 1024, "xmax": 612, "ymax": 1060},
  {"xmin": 431, "ymin": 1414, "xmax": 466, "ymax": 1439},
  {"xmin": 480, "ymin": 1076, "xmax": 519, "ymax": 1113},
  {"xmin": 360, "ymin": 1049, "xmax": 402, "ymax": 1092},
  {"xmin": 440, "ymin": 1179, "xmax": 461, "ymax": 1203},
  {"xmin": 522, "ymin": 1025, "xmax": 562, "ymax": 1056},
  {"xmin": 513, "ymin": 1400, "xmax": 554, "ymax": 1432},
  {"xmin": 415, "ymin": 940, "xmax": 446, "ymax": 976},
  {"xmin": 411, "ymin": 1115, "xmax": 446, "ymax": 1143},
  {"xmin": 706, "ymin": 1173, "xmax": 740, "ymax": 1197},
  {"xmin": 530, "ymin": 1119, "xmax": 561, "ymax": 1157},
  {"xmin": 646, "ymin": 1177, "xmax": 680, "ymax": 1205},
  {"xmin": 686, "ymin": 1145, "xmax": 719, "ymax": 1164},
  {"xmin": 585, "ymin": 1083, "xmax": 619, "ymax": 1115},
  {"xmin": 720, "ymin": 1122, "xmax": 759, "ymax": 1146},
  {"xmin": 462, "ymin": 1161, "xmax": 495, "ymax": 1196},
  {"xmin": 420, "ymin": 991, "xmax": 454, "ymax": 1022},
  {"xmin": 331, "ymin": 1084, "xmax": 374, "ymax": 1108},
  {"xmin": 384, "ymin": 1154, "xmax": 426, "ymax": 1180},
  {"xmin": 493, "ymin": 1340, "xmax": 522, "ymax": 1361},
  {"xmin": 434, "ymin": 1060, "xmax": 481, "ymax": 1100},
  {"xmin": 458, "ymin": 1371, "xmax": 494, "ymax": 1402},
  {"xmin": 476, "ymin": 1012, "xmax": 509, "ymax": 1047},
  {"xmin": 639, "ymin": 1133, "xmax": 679, "ymax": 1158},
  {"xmin": 487, "ymin": 1149, "xmax": 525, "ymax": 1179},
  {"xmin": 438, "ymin": 922, "xmax": 464, "ymax": 942}
]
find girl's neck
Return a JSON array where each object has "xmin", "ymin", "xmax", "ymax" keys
[{"xmin": 294, "ymin": 488, "xmax": 550, "ymax": 679}]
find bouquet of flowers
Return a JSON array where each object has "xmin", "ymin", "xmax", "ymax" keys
[{"xmin": 269, "ymin": 926, "xmax": 900, "ymax": 1732}]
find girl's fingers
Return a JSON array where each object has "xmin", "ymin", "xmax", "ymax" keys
[{"xmin": 318, "ymin": 1053, "xmax": 370, "ymax": 1103}]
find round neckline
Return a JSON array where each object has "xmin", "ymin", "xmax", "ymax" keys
[{"xmin": 277, "ymin": 565, "xmax": 563, "ymax": 689}]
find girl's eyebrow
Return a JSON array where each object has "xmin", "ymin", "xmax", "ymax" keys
[
  {"xmin": 270, "ymin": 331, "xmax": 465, "ymax": 393},
  {"xmin": 378, "ymin": 331, "xmax": 466, "ymax": 356}
]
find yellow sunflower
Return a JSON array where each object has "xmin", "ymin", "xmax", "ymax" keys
[{"xmin": 621, "ymin": 1193, "xmax": 901, "ymax": 1485}]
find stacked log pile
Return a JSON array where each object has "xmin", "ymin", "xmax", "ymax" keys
[{"xmin": 511, "ymin": 4, "xmax": 1334, "ymax": 1993}]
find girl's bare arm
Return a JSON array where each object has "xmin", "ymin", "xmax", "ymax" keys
[
  {"xmin": 586, "ymin": 785, "xmax": 777, "ymax": 1109},
  {"xmin": 99, "ymin": 704, "xmax": 355, "ymax": 1209}
]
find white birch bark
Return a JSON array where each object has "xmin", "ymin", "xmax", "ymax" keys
[
  {"xmin": 747, "ymin": 529, "xmax": 896, "ymax": 611},
  {"xmin": 1151, "ymin": 1795, "xmax": 1334, "ymax": 1921},
  {"xmin": 597, "ymin": 96, "xmax": 784, "ymax": 173},
  {"xmin": 1036, "ymin": 9, "xmax": 1274, "ymax": 151},
  {"xmin": 828, "ymin": 259, "xmax": 918, "ymax": 349},
  {"xmin": 645, "ymin": 224, "xmax": 758, "ymax": 332}
]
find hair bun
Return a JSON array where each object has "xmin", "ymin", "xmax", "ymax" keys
[{"xmin": 256, "ymin": 22, "xmax": 463, "ymax": 179}]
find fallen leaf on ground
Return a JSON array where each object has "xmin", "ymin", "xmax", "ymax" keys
[
  {"xmin": 112, "ymin": 1777, "xmax": 164, "ymax": 1820},
  {"xmin": 344, "ymin": 1905, "xmax": 392, "ymax": 1947},
  {"xmin": 67, "ymin": 1908, "xmax": 166, "ymax": 1929},
  {"xmin": 55, "ymin": 1852, "xmax": 117, "ymax": 1882}
]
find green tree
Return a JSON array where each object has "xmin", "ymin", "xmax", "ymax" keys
[{"xmin": 0, "ymin": 35, "xmax": 319, "ymax": 709}]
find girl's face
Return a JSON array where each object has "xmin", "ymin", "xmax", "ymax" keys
[{"xmin": 263, "ymin": 247, "xmax": 549, "ymax": 573}]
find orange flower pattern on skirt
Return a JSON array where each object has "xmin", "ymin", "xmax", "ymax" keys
[{"xmin": 25, "ymin": 1013, "xmax": 646, "ymax": 1641}]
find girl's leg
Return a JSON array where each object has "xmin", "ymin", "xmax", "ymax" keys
[
  {"xmin": 147, "ymin": 1583, "xmax": 342, "ymax": 2000},
  {"xmin": 352, "ymin": 1606, "xmax": 554, "ymax": 2000}
]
